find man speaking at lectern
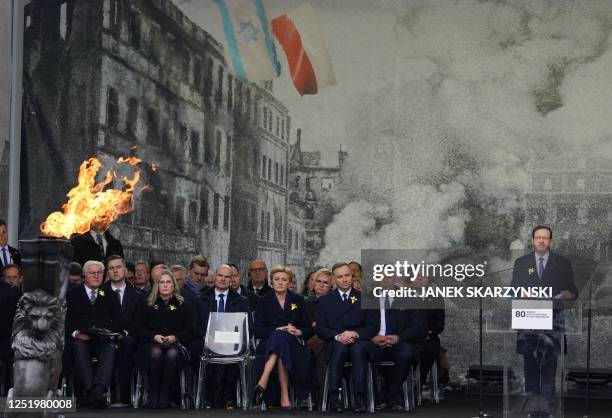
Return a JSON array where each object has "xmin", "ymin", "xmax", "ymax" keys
[{"xmin": 511, "ymin": 225, "xmax": 578, "ymax": 417}]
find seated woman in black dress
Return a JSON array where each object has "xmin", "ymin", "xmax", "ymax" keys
[
  {"xmin": 141, "ymin": 269, "xmax": 194, "ymax": 408},
  {"xmin": 253, "ymin": 266, "xmax": 313, "ymax": 409}
]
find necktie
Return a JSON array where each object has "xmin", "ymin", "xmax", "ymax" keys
[
  {"xmin": 342, "ymin": 293, "xmax": 348, "ymax": 303},
  {"xmin": 384, "ymin": 296, "xmax": 394, "ymax": 335},
  {"xmin": 218, "ymin": 293, "xmax": 225, "ymax": 312},
  {"xmin": 96, "ymin": 234, "xmax": 104, "ymax": 257},
  {"xmin": 538, "ymin": 257, "xmax": 544, "ymax": 279},
  {"xmin": 90, "ymin": 289, "xmax": 97, "ymax": 305},
  {"xmin": 116, "ymin": 288, "xmax": 123, "ymax": 306},
  {"xmin": 1, "ymin": 248, "xmax": 8, "ymax": 267}
]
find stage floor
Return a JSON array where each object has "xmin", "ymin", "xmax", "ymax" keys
[{"xmin": 69, "ymin": 393, "xmax": 612, "ymax": 417}]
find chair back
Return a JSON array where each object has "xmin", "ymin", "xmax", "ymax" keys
[{"xmin": 204, "ymin": 312, "xmax": 250, "ymax": 356}]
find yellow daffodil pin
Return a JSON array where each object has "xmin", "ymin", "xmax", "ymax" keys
[
  {"xmin": 153, "ymin": 304, "xmax": 159, "ymax": 310},
  {"xmin": 528, "ymin": 267, "xmax": 535, "ymax": 276},
  {"xmin": 98, "ymin": 290, "xmax": 105, "ymax": 297},
  {"xmin": 169, "ymin": 304, "xmax": 177, "ymax": 311},
  {"xmin": 291, "ymin": 303, "xmax": 298, "ymax": 311},
  {"xmin": 350, "ymin": 296, "xmax": 358, "ymax": 304}
]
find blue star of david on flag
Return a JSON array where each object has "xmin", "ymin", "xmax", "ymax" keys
[
  {"xmin": 238, "ymin": 20, "xmax": 260, "ymax": 42},
  {"xmin": 213, "ymin": 0, "xmax": 280, "ymax": 81}
]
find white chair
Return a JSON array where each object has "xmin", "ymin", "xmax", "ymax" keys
[{"xmin": 195, "ymin": 312, "xmax": 251, "ymax": 410}]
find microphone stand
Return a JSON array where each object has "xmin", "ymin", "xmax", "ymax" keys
[
  {"xmin": 472, "ymin": 275, "xmax": 492, "ymax": 418},
  {"xmin": 583, "ymin": 279, "xmax": 592, "ymax": 418}
]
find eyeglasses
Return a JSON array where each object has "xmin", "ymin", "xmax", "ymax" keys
[{"xmin": 159, "ymin": 280, "xmax": 173, "ymax": 285}]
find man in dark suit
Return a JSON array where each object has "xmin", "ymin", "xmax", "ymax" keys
[
  {"xmin": 246, "ymin": 258, "xmax": 272, "ymax": 296},
  {"xmin": 2, "ymin": 264, "xmax": 23, "ymax": 288},
  {"xmin": 316, "ymin": 263, "xmax": 378, "ymax": 412},
  {"xmin": 366, "ymin": 275, "xmax": 425, "ymax": 410},
  {"xmin": 511, "ymin": 225, "xmax": 578, "ymax": 417},
  {"xmin": 191, "ymin": 264, "xmax": 251, "ymax": 409},
  {"xmin": 171, "ymin": 264, "xmax": 198, "ymax": 306},
  {"xmin": 0, "ymin": 220, "xmax": 21, "ymax": 272},
  {"xmin": 228, "ymin": 263, "xmax": 258, "ymax": 312},
  {"xmin": 66, "ymin": 260, "xmax": 122, "ymax": 408},
  {"xmin": 0, "ymin": 279, "xmax": 20, "ymax": 392},
  {"xmin": 70, "ymin": 224, "xmax": 123, "ymax": 267},
  {"xmin": 102, "ymin": 255, "xmax": 145, "ymax": 405}
]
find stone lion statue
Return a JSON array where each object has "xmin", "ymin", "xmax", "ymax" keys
[{"xmin": 7, "ymin": 289, "xmax": 65, "ymax": 407}]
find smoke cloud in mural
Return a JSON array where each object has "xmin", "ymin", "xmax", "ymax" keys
[{"xmin": 318, "ymin": 0, "xmax": 612, "ymax": 265}]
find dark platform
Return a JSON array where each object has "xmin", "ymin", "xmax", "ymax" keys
[{"xmin": 68, "ymin": 392, "xmax": 612, "ymax": 417}]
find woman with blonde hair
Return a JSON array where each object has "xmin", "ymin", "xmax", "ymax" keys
[
  {"xmin": 140, "ymin": 269, "xmax": 194, "ymax": 408},
  {"xmin": 253, "ymin": 266, "xmax": 313, "ymax": 409}
]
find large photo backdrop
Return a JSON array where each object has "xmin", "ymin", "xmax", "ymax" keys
[{"xmin": 14, "ymin": 0, "xmax": 612, "ymax": 383}]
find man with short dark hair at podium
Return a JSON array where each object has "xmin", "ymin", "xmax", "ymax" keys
[{"xmin": 511, "ymin": 225, "xmax": 578, "ymax": 418}]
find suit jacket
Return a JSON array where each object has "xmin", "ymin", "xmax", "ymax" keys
[
  {"xmin": 316, "ymin": 289, "xmax": 378, "ymax": 341},
  {"xmin": 0, "ymin": 281, "xmax": 20, "ymax": 357},
  {"xmin": 254, "ymin": 291, "xmax": 313, "ymax": 340},
  {"xmin": 247, "ymin": 281, "xmax": 272, "ymax": 296},
  {"xmin": 194, "ymin": 287, "xmax": 251, "ymax": 339},
  {"xmin": 380, "ymin": 297, "xmax": 427, "ymax": 343},
  {"xmin": 65, "ymin": 284, "xmax": 123, "ymax": 336},
  {"xmin": 237, "ymin": 285, "xmax": 259, "ymax": 312},
  {"xmin": 101, "ymin": 281, "xmax": 145, "ymax": 337},
  {"xmin": 141, "ymin": 296, "xmax": 194, "ymax": 345},
  {"xmin": 511, "ymin": 251, "xmax": 578, "ymax": 301},
  {"xmin": 0, "ymin": 245, "xmax": 22, "ymax": 269},
  {"xmin": 70, "ymin": 231, "xmax": 124, "ymax": 266}
]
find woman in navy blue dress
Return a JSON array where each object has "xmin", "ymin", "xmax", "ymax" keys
[{"xmin": 253, "ymin": 266, "xmax": 313, "ymax": 409}]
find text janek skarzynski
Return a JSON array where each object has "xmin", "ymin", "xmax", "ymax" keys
[{"xmin": 370, "ymin": 261, "xmax": 553, "ymax": 299}]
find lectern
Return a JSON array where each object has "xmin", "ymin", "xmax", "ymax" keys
[{"xmin": 485, "ymin": 297, "xmax": 582, "ymax": 418}]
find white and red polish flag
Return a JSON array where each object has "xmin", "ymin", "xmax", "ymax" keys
[{"xmin": 271, "ymin": 3, "xmax": 336, "ymax": 96}]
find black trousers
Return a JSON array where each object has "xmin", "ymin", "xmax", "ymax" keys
[
  {"xmin": 326, "ymin": 340, "xmax": 369, "ymax": 399},
  {"xmin": 116, "ymin": 336, "xmax": 137, "ymax": 401},
  {"xmin": 71, "ymin": 339, "xmax": 116, "ymax": 393},
  {"xmin": 419, "ymin": 339, "xmax": 440, "ymax": 384},
  {"xmin": 366, "ymin": 341, "xmax": 416, "ymax": 404},
  {"xmin": 523, "ymin": 354, "xmax": 557, "ymax": 401},
  {"xmin": 190, "ymin": 339, "xmax": 239, "ymax": 405}
]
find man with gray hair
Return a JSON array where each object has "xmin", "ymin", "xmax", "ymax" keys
[{"xmin": 66, "ymin": 260, "xmax": 122, "ymax": 408}]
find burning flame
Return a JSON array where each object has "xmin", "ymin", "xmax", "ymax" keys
[{"xmin": 41, "ymin": 156, "xmax": 144, "ymax": 238}]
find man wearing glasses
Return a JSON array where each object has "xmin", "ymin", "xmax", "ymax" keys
[
  {"xmin": 246, "ymin": 258, "xmax": 271, "ymax": 296},
  {"xmin": 66, "ymin": 260, "xmax": 122, "ymax": 408}
]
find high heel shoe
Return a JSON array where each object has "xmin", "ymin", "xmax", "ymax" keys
[{"xmin": 253, "ymin": 384, "xmax": 266, "ymax": 405}]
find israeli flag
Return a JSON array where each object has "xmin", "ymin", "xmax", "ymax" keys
[{"xmin": 213, "ymin": 0, "xmax": 281, "ymax": 81}]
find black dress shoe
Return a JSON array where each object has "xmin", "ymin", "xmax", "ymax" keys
[
  {"xmin": 353, "ymin": 396, "xmax": 366, "ymax": 413},
  {"xmin": 329, "ymin": 398, "xmax": 343, "ymax": 412},
  {"xmin": 225, "ymin": 400, "xmax": 236, "ymax": 410},
  {"xmin": 253, "ymin": 384, "xmax": 265, "ymax": 406}
]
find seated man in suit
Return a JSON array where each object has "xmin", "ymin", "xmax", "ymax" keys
[
  {"xmin": 511, "ymin": 226, "xmax": 578, "ymax": 417},
  {"xmin": 316, "ymin": 263, "xmax": 378, "ymax": 413},
  {"xmin": 66, "ymin": 260, "xmax": 122, "ymax": 408},
  {"xmin": 102, "ymin": 255, "xmax": 145, "ymax": 405},
  {"xmin": 185, "ymin": 256, "xmax": 209, "ymax": 295},
  {"xmin": 191, "ymin": 264, "xmax": 251, "ymax": 409},
  {"xmin": 367, "ymin": 274, "xmax": 425, "ymax": 410},
  {"xmin": 228, "ymin": 263, "xmax": 258, "ymax": 312},
  {"xmin": 0, "ymin": 278, "xmax": 20, "ymax": 393},
  {"xmin": 2, "ymin": 264, "xmax": 23, "ymax": 288},
  {"xmin": 247, "ymin": 258, "xmax": 272, "ymax": 296}
]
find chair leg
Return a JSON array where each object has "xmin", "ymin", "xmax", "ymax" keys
[
  {"xmin": 416, "ymin": 361, "xmax": 422, "ymax": 406},
  {"xmin": 431, "ymin": 361, "xmax": 440, "ymax": 404},
  {"xmin": 402, "ymin": 378, "xmax": 410, "ymax": 411},
  {"xmin": 180, "ymin": 369, "xmax": 187, "ymax": 410},
  {"xmin": 408, "ymin": 365, "xmax": 416, "ymax": 410},
  {"xmin": 239, "ymin": 360, "xmax": 249, "ymax": 410},
  {"xmin": 321, "ymin": 364, "xmax": 329, "ymax": 412},
  {"xmin": 367, "ymin": 363, "xmax": 375, "ymax": 412},
  {"xmin": 195, "ymin": 359, "xmax": 206, "ymax": 409},
  {"xmin": 343, "ymin": 376, "xmax": 351, "ymax": 409}
]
